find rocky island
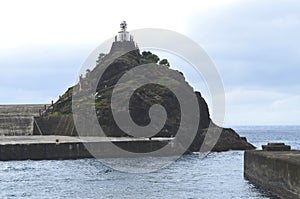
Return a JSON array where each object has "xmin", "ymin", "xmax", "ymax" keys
[{"xmin": 35, "ymin": 21, "xmax": 255, "ymax": 154}]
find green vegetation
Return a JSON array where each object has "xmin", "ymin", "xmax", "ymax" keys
[
  {"xmin": 49, "ymin": 111, "xmax": 62, "ymax": 117},
  {"xmin": 141, "ymin": 51, "xmax": 160, "ymax": 64},
  {"xmin": 61, "ymin": 86, "xmax": 74, "ymax": 99},
  {"xmin": 159, "ymin": 59, "xmax": 170, "ymax": 67},
  {"xmin": 141, "ymin": 51, "xmax": 170, "ymax": 68},
  {"xmin": 45, "ymin": 50, "xmax": 174, "ymax": 117},
  {"xmin": 96, "ymin": 53, "xmax": 106, "ymax": 64}
]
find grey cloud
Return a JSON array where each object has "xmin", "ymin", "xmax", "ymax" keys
[
  {"xmin": 0, "ymin": 44, "xmax": 92, "ymax": 104},
  {"xmin": 187, "ymin": 0, "xmax": 300, "ymax": 91}
]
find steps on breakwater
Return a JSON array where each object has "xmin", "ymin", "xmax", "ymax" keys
[
  {"xmin": 0, "ymin": 104, "xmax": 47, "ymax": 136},
  {"xmin": 33, "ymin": 115, "xmax": 76, "ymax": 136},
  {"xmin": 244, "ymin": 143, "xmax": 300, "ymax": 199}
]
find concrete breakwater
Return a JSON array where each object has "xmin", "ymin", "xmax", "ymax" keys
[
  {"xmin": 0, "ymin": 104, "xmax": 255, "ymax": 160},
  {"xmin": 0, "ymin": 135, "xmax": 172, "ymax": 161},
  {"xmin": 244, "ymin": 144, "xmax": 300, "ymax": 199},
  {"xmin": 0, "ymin": 105, "xmax": 173, "ymax": 160}
]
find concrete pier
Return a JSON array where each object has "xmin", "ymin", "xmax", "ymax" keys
[
  {"xmin": 244, "ymin": 145, "xmax": 300, "ymax": 199},
  {"xmin": 0, "ymin": 136, "xmax": 173, "ymax": 161}
]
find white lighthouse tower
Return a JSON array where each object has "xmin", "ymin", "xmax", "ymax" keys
[
  {"xmin": 110, "ymin": 21, "xmax": 137, "ymax": 54},
  {"xmin": 115, "ymin": 21, "xmax": 134, "ymax": 42}
]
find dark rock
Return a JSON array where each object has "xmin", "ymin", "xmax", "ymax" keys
[{"xmin": 212, "ymin": 127, "xmax": 255, "ymax": 151}]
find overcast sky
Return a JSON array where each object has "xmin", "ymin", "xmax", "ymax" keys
[{"xmin": 0, "ymin": 0, "xmax": 299, "ymax": 126}]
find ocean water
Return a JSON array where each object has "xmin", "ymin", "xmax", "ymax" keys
[{"xmin": 0, "ymin": 126, "xmax": 299, "ymax": 199}]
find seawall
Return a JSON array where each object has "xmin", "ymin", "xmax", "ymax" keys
[
  {"xmin": 0, "ymin": 104, "xmax": 47, "ymax": 136},
  {"xmin": 244, "ymin": 149, "xmax": 300, "ymax": 199},
  {"xmin": 0, "ymin": 136, "xmax": 173, "ymax": 161}
]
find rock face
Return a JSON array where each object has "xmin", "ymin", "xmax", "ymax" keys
[
  {"xmin": 211, "ymin": 127, "xmax": 254, "ymax": 152},
  {"xmin": 40, "ymin": 41, "xmax": 255, "ymax": 152}
]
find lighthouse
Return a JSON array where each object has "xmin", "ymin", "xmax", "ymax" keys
[
  {"xmin": 110, "ymin": 21, "xmax": 137, "ymax": 54},
  {"xmin": 116, "ymin": 21, "xmax": 134, "ymax": 42}
]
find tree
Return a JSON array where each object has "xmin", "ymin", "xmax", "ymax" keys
[
  {"xmin": 85, "ymin": 69, "xmax": 91, "ymax": 78},
  {"xmin": 141, "ymin": 51, "xmax": 160, "ymax": 64},
  {"xmin": 96, "ymin": 53, "xmax": 106, "ymax": 64},
  {"xmin": 159, "ymin": 59, "xmax": 170, "ymax": 67}
]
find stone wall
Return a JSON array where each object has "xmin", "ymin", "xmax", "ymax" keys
[
  {"xmin": 33, "ymin": 115, "xmax": 76, "ymax": 136},
  {"xmin": 0, "ymin": 104, "xmax": 46, "ymax": 136}
]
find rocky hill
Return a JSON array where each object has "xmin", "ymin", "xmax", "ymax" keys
[{"xmin": 40, "ymin": 44, "xmax": 255, "ymax": 152}]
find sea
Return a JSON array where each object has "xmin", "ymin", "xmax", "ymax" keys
[{"xmin": 1, "ymin": 126, "xmax": 299, "ymax": 199}]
